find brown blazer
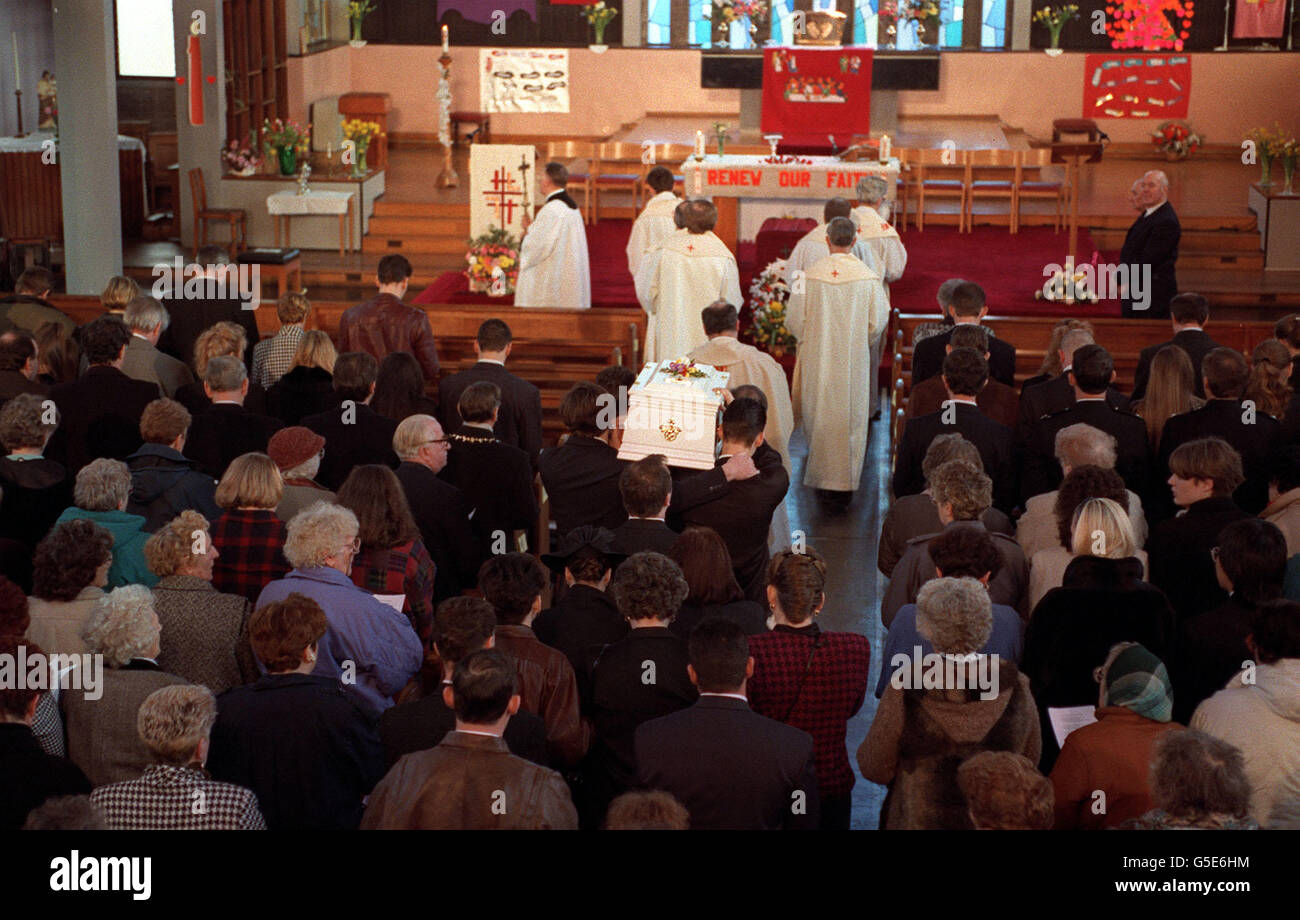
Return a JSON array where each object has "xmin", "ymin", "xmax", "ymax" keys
[
  {"xmin": 494, "ymin": 624, "xmax": 590, "ymax": 768},
  {"xmin": 62, "ymin": 662, "xmax": 186, "ymax": 787},
  {"xmin": 903, "ymin": 375, "xmax": 1019, "ymax": 433},
  {"xmin": 360, "ymin": 731, "xmax": 577, "ymax": 829},
  {"xmin": 153, "ymin": 575, "xmax": 259, "ymax": 695}
]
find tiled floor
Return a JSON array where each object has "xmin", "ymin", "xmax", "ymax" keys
[{"xmin": 783, "ymin": 391, "xmax": 892, "ymax": 830}]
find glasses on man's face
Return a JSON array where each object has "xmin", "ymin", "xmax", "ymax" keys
[{"xmin": 421, "ymin": 438, "xmax": 451, "ymax": 448}]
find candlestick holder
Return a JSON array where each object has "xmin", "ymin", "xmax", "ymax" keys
[
  {"xmin": 13, "ymin": 89, "xmax": 25, "ymax": 138},
  {"xmin": 436, "ymin": 52, "xmax": 458, "ymax": 189}
]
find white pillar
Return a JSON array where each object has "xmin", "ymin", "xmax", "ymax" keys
[{"xmin": 52, "ymin": 0, "xmax": 123, "ymax": 292}]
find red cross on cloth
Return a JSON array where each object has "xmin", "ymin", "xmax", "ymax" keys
[
  {"xmin": 830, "ymin": 269, "xmax": 839, "ymax": 277},
  {"xmin": 686, "ymin": 244, "xmax": 695, "ymax": 253}
]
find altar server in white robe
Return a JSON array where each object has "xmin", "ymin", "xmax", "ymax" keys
[
  {"xmin": 635, "ymin": 198, "xmax": 742, "ymax": 363},
  {"xmin": 786, "ymin": 198, "xmax": 872, "ymax": 279},
  {"xmin": 515, "ymin": 162, "xmax": 591, "ymax": 310},
  {"xmin": 625, "ymin": 166, "xmax": 679, "ymax": 278},
  {"xmin": 786, "ymin": 217, "xmax": 889, "ymax": 495}
]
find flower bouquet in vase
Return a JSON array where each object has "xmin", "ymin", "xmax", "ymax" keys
[
  {"xmin": 581, "ymin": 2, "xmax": 618, "ymax": 51},
  {"xmin": 1152, "ymin": 120, "xmax": 1201, "ymax": 161},
  {"xmin": 1032, "ymin": 4, "xmax": 1079, "ymax": 53},
  {"xmin": 221, "ymin": 138, "xmax": 262, "ymax": 177},
  {"xmin": 262, "ymin": 118, "xmax": 311, "ymax": 176},
  {"xmin": 342, "ymin": 118, "xmax": 383, "ymax": 177},
  {"xmin": 348, "ymin": 0, "xmax": 376, "ymax": 46},
  {"xmin": 1250, "ymin": 123, "xmax": 1290, "ymax": 188},
  {"xmin": 466, "ymin": 226, "xmax": 520, "ymax": 295}
]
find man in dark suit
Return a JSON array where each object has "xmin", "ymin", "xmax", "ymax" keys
[
  {"xmin": 539, "ymin": 382, "xmax": 627, "ymax": 540},
  {"xmin": 611, "ymin": 455, "xmax": 679, "ymax": 556},
  {"xmin": 671, "ymin": 398, "xmax": 789, "ymax": 602},
  {"xmin": 893, "ymin": 347, "xmax": 1015, "ymax": 513},
  {"xmin": 302, "ymin": 351, "xmax": 399, "ymax": 490},
  {"xmin": 1156, "ymin": 347, "xmax": 1281, "ymax": 517},
  {"xmin": 184, "ymin": 356, "xmax": 284, "ymax": 480},
  {"xmin": 1131, "ymin": 292, "xmax": 1221, "ymax": 400},
  {"xmin": 392, "ymin": 413, "xmax": 481, "ymax": 604},
  {"xmin": 1119, "ymin": 169, "xmax": 1180, "ymax": 318},
  {"xmin": 378, "ymin": 597, "xmax": 548, "ymax": 769},
  {"xmin": 0, "ymin": 333, "xmax": 47, "ymax": 409},
  {"xmin": 1021, "ymin": 344, "xmax": 1151, "ymax": 504},
  {"xmin": 910, "ymin": 281, "xmax": 1016, "ymax": 387},
  {"xmin": 439, "ymin": 381, "xmax": 536, "ymax": 558},
  {"xmin": 634, "ymin": 617, "xmax": 819, "ymax": 830},
  {"xmin": 45, "ymin": 315, "xmax": 159, "ymax": 475},
  {"xmin": 1016, "ymin": 327, "xmax": 1130, "ymax": 451},
  {"xmin": 904, "ymin": 323, "xmax": 1018, "ymax": 431},
  {"xmin": 438, "ymin": 318, "xmax": 542, "ymax": 469},
  {"xmin": 158, "ymin": 246, "xmax": 260, "ymax": 369}
]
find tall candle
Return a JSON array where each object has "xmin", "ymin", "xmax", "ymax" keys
[
  {"xmin": 695, "ymin": 130, "xmax": 705, "ymax": 158},
  {"xmin": 11, "ymin": 32, "xmax": 18, "ymax": 88},
  {"xmin": 442, "ymin": 24, "xmax": 449, "ymax": 53},
  {"xmin": 879, "ymin": 134, "xmax": 891, "ymax": 163}
]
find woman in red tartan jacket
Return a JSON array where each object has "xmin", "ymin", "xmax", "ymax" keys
[
  {"xmin": 336, "ymin": 465, "xmax": 435, "ymax": 652},
  {"xmin": 211, "ymin": 453, "xmax": 291, "ymax": 604},
  {"xmin": 747, "ymin": 548, "xmax": 871, "ymax": 831}
]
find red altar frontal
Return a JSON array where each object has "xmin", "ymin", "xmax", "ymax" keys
[{"xmin": 761, "ymin": 47, "xmax": 873, "ymax": 149}]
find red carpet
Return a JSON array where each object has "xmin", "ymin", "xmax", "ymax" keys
[{"xmin": 414, "ymin": 221, "xmax": 1120, "ymax": 318}]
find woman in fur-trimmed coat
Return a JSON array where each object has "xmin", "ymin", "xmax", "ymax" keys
[{"xmin": 858, "ymin": 577, "xmax": 1041, "ymax": 829}]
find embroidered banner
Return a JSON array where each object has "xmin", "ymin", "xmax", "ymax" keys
[
  {"xmin": 760, "ymin": 47, "xmax": 872, "ymax": 148},
  {"xmin": 470, "ymin": 144, "xmax": 536, "ymax": 238}
]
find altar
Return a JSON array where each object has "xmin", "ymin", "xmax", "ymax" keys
[{"xmin": 682, "ymin": 154, "xmax": 901, "ymax": 251}]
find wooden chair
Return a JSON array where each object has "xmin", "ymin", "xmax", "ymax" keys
[
  {"xmin": 965, "ymin": 148, "xmax": 1019, "ymax": 233},
  {"xmin": 593, "ymin": 142, "xmax": 647, "ymax": 222},
  {"xmin": 544, "ymin": 141, "xmax": 597, "ymax": 224},
  {"xmin": 187, "ymin": 168, "xmax": 246, "ymax": 258},
  {"xmin": 638, "ymin": 142, "xmax": 694, "ymax": 198},
  {"xmin": 912, "ymin": 147, "xmax": 970, "ymax": 232},
  {"xmin": 1016, "ymin": 148, "xmax": 1067, "ymax": 232}
]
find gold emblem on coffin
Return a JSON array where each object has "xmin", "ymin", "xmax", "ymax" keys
[{"xmin": 659, "ymin": 419, "xmax": 683, "ymax": 442}]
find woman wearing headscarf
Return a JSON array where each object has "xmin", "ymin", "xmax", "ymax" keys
[{"xmin": 1049, "ymin": 642, "xmax": 1181, "ymax": 829}]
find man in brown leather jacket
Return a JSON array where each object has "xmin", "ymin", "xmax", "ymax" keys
[
  {"xmin": 480, "ymin": 553, "xmax": 590, "ymax": 768},
  {"xmin": 361, "ymin": 649, "xmax": 578, "ymax": 829},
  {"xmin": 337, "ymin": 254, "xmax": 440, "ymax": 381}
]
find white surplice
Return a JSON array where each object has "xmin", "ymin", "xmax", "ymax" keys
[
  {"xmin": 786, "ymin": 252, "xmax": 889, "ymax": 492},
  {"xmin": 785, "ymin": 222, "xmax": 872, "ymax": 279},
  {"xmin": 851, "ymin": 204, "xmax": 908, "ymax": 283},
  {"xmin": 626, "ymin": 191, "xmax": 679, "ymax": 279},
  {"xmin": 514, "ymin": 190, "xmax": 591, "ymax": 309},
  {"xmin": 635, "ymin": 228, "xmax": 742, "ymax": 363}
]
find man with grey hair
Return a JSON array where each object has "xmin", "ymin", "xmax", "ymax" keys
[
  {"xmin": 882, "ymin": 458, "xmax": 1029, "ymax": 625},
  {"xmin": 787, "ymin": 216, "xmax": 888, "ymax": 501},
  {"xmin": 635, "ymin": 197, "xmax": 741, "ymax": 363},
  {"xmin": 183, "ymin": 354, "xmax": 283, "ymax": 479},
  {"xmin": 1120, "ymin": 168, "xmax": 1180, "ymax": 318},
  {"xmin": 786, "ymin": 198, "xmax": 871, "ymax": 278},
  {"xmin": 393, "ymin": 414, "xmax": 480, "ymax": 603},
  {"xmin": 852, "ymin": 174, "xmax": 907, "ymax": 285},
  {"xmin": 878, "ymin": 434, "xmax": 1013, "ymax": 577},
  {"xmin": 120, "ymin": 296, "xmax": 193, "ymax": 398},
  {"xmin": 1015, "ymin": 422, "xmax": 1148, "ymax": 559}
]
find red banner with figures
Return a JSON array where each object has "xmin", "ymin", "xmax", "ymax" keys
[
  {"xmin": 1082, "ymin": 53, "xmax": 1191, "ymax": 119},
  {"xmin": 761, "ymin": 47, "xmax": 872, "ymax": 148}
]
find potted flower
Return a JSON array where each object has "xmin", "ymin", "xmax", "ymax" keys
[
  {"xmin": 220, "ymin": 138, "xmax": 262, "ymax": 177},
  {"xmin": 1250, "ymin": 123, "xmax": 1289, "ymax": 188},
  {"xmin": 580, "ymin": 2, "xmax": 618, "ymax": 52},
  {"xmin": 348, "ymin": 0, "xmax": 376, "ymax": 47},
  {"xmin": 342, "ymin": 118, "xmax": 383, "ymax": 177},
  {"xmin": 262, "ymin": 118, "xmax": 312, "ymax": 176},
  {"xmin": 1033, "ymin": 4, "xmax": 1079, "ymax": 54},
  {"xmin": 747, "ymin": 259, "xmax": 797, "ymax": 369},
  {"xmin": 465, "ymin": 226, "xmax": 520, "ymax": 295},
  {"xmin": 1152, "ymin": 120, "xmax": 1202, "ymax": 161}
]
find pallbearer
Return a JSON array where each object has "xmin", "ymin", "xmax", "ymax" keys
[
  {"xmin": 786, "ymin": 217, "xmax": 889, "ymax": 501},
  {"xmin": 515, "ymin": 162, "xmax": 591, "ymax": 310}
]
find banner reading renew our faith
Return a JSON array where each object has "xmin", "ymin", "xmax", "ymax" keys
[{"xmin": 760, "ymin": 47, "xmax": 872, "ymax": 149}]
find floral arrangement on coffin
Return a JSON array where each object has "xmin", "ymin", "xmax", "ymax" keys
[
  {"xmin": 465, "ymin": 226, "xmax": 520, "ymax": 295},
  {"xmin": 1035, "ymin": 261, "xmax": 1099, "ymax": 304},
  {"xmin": 663, "ymin": 359, "xmax": 708, "ymax": 380},
  {"xmin": 1032, "ymin": 4, "xmax": 1079, "ymax": 49},
  {"xmin": 1152, "ymin": 120, "xmax": 1201, "ymax": 160},
  {"xmin": 580, "ymin": 2, "xmax": 618, "ymax": 46},
  {"xmin": 220, "ymin": 139, "xmax": 262, "ymax": 176},
  {"xmin": 748, "ymin": 259, "xmax": 798, "ymax": 358}
]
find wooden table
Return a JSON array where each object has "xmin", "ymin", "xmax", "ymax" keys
[
  {"xmin": 266, "ymin": 190, "xmax": 354, "ymax": 258},
  {"xmin": 1248, "ymin": 182, "xmax": 1300, "ymax": 271}
]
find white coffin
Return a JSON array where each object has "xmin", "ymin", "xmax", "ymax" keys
[{"xmin": 617, "ymin": 359, "xmax": 730, "ymax": 470}]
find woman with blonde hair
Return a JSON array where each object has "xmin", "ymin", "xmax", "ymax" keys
[
  {"xmin": 267, "ymin": 329, "xmax": 337, "ymax": 425},
  {"xmin": 1244, "ymin": 338, "xmax": 1293, "ymax": 419},
  {"xmin": 251, "ymin": 291, "xmax": 311, "ymax": 389},
  {"xmin": 175, "ymin": 320, "xmax": 269, "ymax": 415},
  {"xmin": 210, "ymin": 452, "xmax": 289, "ymax": 602},
  {"xmin": 99, "ymin": 275, "xmax": 140, "ymax": 315},
  {"xmin": 146, "ymin": 509, "xmax": 258, "ymax": 693},
  {"xmin": 1131, "ymin": 345, "xmax": 1204, "ymax": 451}
]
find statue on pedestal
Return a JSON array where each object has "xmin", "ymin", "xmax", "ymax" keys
[{"xmin": 37, "ymin": 71, "xmax": 57, "ymax": 132}]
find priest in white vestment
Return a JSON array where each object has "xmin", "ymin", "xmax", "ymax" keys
[
  {"xmin": 786, "ymin": 217, "xmax": 889, "ymax": 494},
  {"xmin": 514, "ymin": 162, "xmax": 591, "ymax": 310},
  {"xmin": 634, "ymin": 198, "xmax": 742, "ymax": 363},
  {"xmin": 625, "ymin": 166, "xmax": 679, "ymax": 278},
  {"xmin": 851, "ymin": 174, "xmax": 907, "ymax": 418},
  {"xmin": 786, "ymin": 198, "xmax": 872, "ymax": 279}
]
